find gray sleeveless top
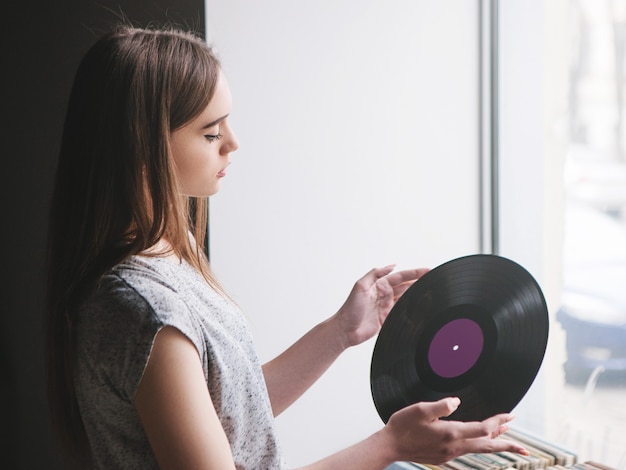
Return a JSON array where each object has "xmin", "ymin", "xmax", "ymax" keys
[{"xmin": 74, "ymin": 256, "xmax": 286, "ymax": 469}]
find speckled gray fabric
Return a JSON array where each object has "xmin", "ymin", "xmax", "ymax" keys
[{"xmin": 74, "ymin": 256, "xmax": 286, "ymax": 469}]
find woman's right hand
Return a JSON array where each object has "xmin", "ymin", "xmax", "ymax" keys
[{"xmin": 381, "ymin": 397, "xmax": 529, "ymax": 464}]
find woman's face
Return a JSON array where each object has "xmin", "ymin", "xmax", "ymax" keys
[{"xmin": 170, "ymin": 70, "xmax": 239, "ymax": 197}]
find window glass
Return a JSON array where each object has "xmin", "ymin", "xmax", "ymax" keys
[{"xmin": 557, "ymin": 0, "xmax": 626, "ymax": 465}]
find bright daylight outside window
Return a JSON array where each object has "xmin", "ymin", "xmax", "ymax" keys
[{"xmin": 556, "ymin": 0, "xmax": 626, "ymax": 466}]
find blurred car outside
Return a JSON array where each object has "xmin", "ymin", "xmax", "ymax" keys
[{"xmin": 557, "ymin": 201, "xmax": 626, "ymax": 384}]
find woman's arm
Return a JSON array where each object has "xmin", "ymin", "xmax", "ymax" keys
[
  {"xmin": 135, "ymin": 326, "xmax": 236, "ymax": 470},
  {"xmin": 263, "ymin": 266, "xmax": 428, "ymax": 416},
  {"xmin": 261, "ymin": 313, "xmax": 349, "ymax": 416}
]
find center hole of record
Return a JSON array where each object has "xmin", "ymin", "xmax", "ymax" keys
[{"xmin": 428, "ymin": 318, "xmax": 484, "ymax": 379}]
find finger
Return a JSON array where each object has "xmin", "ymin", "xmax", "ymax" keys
[
  {"xmin": 482, "ymin": 413, "xmax": 515, "ymax": 437},
  {"xmin": 452, "ymin": 413, "xmax": 515, "ymax": 440},
  {"xmin": 456, "ymin": 435, "xmax": 529, "ymax": 456},
  {"xmin": 372, "ymin": 265, "xmax": 396, "ymax": 279},
  {"xmin": 497, "ymin": 437, "xmax": 530, "ymax": 456},
  {"xmin": 419, "ymin": 397, "xmax": 462, "ymax": 421},
  {"xmin": 391, "ymin": 280, "xmax": 417, "ymax": 300},
  {"xmin": 488, "ymin": 414, "xmax": 516, "ymax": 438},
  {"xmin": 360, "ymin": 265, "xmax": 395, "ymax": 285},
  {"xmin": 356, "ymin": 266, "xmax": 396, "ymax": 291},
  {"xmin": 385, "ymin": 268, "xmax": 429, "ymax": 287}
]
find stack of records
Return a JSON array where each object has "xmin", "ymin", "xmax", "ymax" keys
[{"xmin": 389, "ymin": 427, "xmax": 618, "ymax": 470}]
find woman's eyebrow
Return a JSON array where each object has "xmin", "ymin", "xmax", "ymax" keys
[{"xmin": 202, "ymin": 114, "xmax": 229, "ymax": 129}]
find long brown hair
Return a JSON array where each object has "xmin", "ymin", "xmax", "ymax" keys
[{"xmin": 46, "ymin": 25, "xmax": 222, "ymax": 467}]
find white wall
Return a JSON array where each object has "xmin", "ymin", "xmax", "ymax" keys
[{"xmin": 205, "ymin": 1, "xmax": 482, "ymax": 466}]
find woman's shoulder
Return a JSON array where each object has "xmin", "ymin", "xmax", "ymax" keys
[
  {"xmin": 74, "ymin": 256, "xmax": 207, "ymax": 381},
  {"xmin": 72, "ymin": 257, "xmax": 199, "ymax": 410},
  {"xmin": 111, "ymin": 255, "xmax": 184, "ymax": 289},
  {"xmin": 77, "ymin": 256, "xmax": 195, "ymax": 333}
]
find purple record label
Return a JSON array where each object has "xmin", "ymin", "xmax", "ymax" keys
[{"xmin": 427, "ymin": 318, "xmax": 484, "ymax": 378}]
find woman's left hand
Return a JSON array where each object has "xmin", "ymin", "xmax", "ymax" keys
[{"xmin": 335, "ymin": 265, "xmax": 429, "ymax": 347}]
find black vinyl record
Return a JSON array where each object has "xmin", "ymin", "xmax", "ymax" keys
[{"xmin": 370, "ymin": 254, "xmax": 549, "ymax": 423}]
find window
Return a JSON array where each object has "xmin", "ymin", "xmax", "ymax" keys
[{"xmin": 499, "ymin": 0, "xmax": 626, "ymax": 466}]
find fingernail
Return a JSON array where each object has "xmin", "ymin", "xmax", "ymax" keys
[
  {"xmin": 450, "ymin": 397, "xmax": 461, "ymax": 408},
  {"xmin": 518, "ymin": 447, "xmax": 530, "ymax": 456}
]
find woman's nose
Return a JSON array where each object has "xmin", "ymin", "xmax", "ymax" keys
[{"xmin": 221, "ymin": 123, "xmax": 239, "ymax": 155}]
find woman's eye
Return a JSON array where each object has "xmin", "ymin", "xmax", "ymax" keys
[{"xmin": 204, "ymin": 133, "xmax": 223, "ymax": 143}]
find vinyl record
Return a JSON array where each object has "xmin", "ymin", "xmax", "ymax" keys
[{"xmin": 370, "ymin": 254, "xmax": 548, "ymax": 423}]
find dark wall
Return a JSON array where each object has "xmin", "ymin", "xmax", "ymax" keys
[{"xmin": 2, "ymin": 1, "xmax": 205, "ymax": 467}]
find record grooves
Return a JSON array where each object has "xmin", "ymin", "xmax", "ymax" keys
[{"xmin": 370, "ymin": 254, "xmax": 549, "ymax": 423}]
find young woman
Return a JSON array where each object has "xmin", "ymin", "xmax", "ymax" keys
[{"xmin": 46, "ymin": 25, "xmax": 528, "ymax": 469}]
